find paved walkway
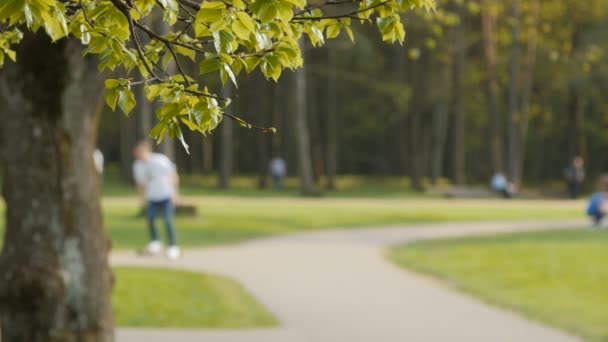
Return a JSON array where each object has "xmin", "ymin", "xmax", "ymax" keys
[{"xmin": 113, "ymin": 219, "xmax": 585, "ymax": 342}]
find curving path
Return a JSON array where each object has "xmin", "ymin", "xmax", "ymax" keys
[{"xmin": 113, "ymin": 219, "xmax": 585, "ymax": 342}]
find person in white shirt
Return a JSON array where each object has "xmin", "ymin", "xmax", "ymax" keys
[
  {"xmin": 132, "ymin": 140, "xmax": 181, "ymax": 259},
  {"xmin": 93, "ymin": 148, "xmax": 104, "ymax": 175},
  {"xmin": 269, "ymin": 156, "xmax": 286, "ymax": 190}
]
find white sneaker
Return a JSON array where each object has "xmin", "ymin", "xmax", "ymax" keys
[
  {"xmin": 166, "ymin": 246, "xmax": 181, "ymax": 260},
  {"xmin": 145, "ymin": 240, "xmax": 163, "ymax": 254}
]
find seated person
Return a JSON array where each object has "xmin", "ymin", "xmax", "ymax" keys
[
  {"xmin": 491, "ymin": 172, "xmax": 514, "ymax": 198},
  {"xmin": 586, "ymin": 175, "xmax": 608, "ymax": 227}
]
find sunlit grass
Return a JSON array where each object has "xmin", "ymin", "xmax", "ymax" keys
[
  {"xmin": 0, "ymin": 195, "xmax": 584, "ymax": 249},
  {"xmin": 113, "ymin": 267, "xmax": 277, "ymax": 328},
  {"xmin": 100, "ymin": 196, "xmax": 583, "ymax": 249},
  {"xmin": 389, "ymin": 229, "xmax": 608, "ymax": 341}
]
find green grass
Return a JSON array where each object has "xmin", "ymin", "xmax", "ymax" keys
[
  {"xmin": 113, "ymin": 267, "xmax": 277, "ymax": 328},
  {"xmin": 101, "ymin": 196, "xmax": 583, "ymax": 249},
  {"xmin": 0, "ymin": 195, "xmax": 585, "ymax": 249},
  {"xmin": 389, "ymin": 229, "xmax": 608, "ymax": 341}
]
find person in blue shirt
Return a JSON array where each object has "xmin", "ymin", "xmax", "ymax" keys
[
  {"xmin": 586, "ymin": 175, "xmax": 608, "ymax": 227},
  {"xmin": 491, "ymin": 172, "xmax": 516, "ymax": 198}
]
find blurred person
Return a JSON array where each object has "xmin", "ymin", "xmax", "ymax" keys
[
  {"xmin": 269, "ymin": 156, "xmax": 286, "ymax": 190},
  {"xmin": 93, "ymin": 148, "xmax": 104, "ymax": 175},
  {"xmin": 586, "ymin": 175, "xmax": 608, "ymax": 228},
  {"xmin": 565, "ymin": 156, "xmax": 585, "ymax": 199},
  {"xmin": 133, "ymin": 140, "xmax": 181, "ymax": 259},
  {"xmin": 491, "ymin": 172, "xmax": 516, "ymax": 199}
]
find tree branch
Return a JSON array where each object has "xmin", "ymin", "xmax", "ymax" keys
[{"xmin": 291, "ymin": 0, "xmax": 389, "ymax": 21}]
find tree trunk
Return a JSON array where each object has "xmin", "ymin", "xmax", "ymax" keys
[
  {"xmin": 0, "ymin": 34, "xmax": 114, "ymax": 341},
  {"xmin": 409, "ymin": 53, "xmax": 426, "ymax": 192},
  {"xmin": 518, "ymin": 0, "xmax": 539, "ymax": 181},
  {"xmin": 201, "ymin": 137, "xmax": 214, "ymax": 174},
  {"xmin": 219, "ymin": 84, "xmax": 234, "ymax": 189},
  {"xmin": 326, "ymin": 47, "xmax": 338, "ymax": 190},
  {"xmin": 256, "ymin": 78, "xmax": 269, "ymax": 189},
  {"xmin": 451, "ymin": 2, "xmax": 466, "ymax": 184},
  {"xmin": 295, "ymin": 42, "xmax": 315, "ymax": 195},
  {"xmin": 431, "ymin": 62, "xmax": 451, "ymax": 184},
  {"xmin": 119, "ymin": 105, "xmax": 137, "ymax": 181},
  {"xmin": 507, "ymin": 0, "xmax": 522, "ymax": 183},
  {"xmin": 481, "ymin": 0, "xmax": 503, "ymax": 174},
  {"xmin": 154, "ymin": 17, "xmax": 176, "ymax": 160},
  {"xmin": 135, "ymin": 70, "xmax": 152, "ymax": 141}
]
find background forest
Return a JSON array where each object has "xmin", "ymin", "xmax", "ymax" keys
[{"xmin": 98, "ymin": 0, "xmax": 608, "ymax": 193}]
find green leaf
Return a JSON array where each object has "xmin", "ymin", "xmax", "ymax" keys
[
  {"xmin": 235, "ymin": 11, "xmax": 257, "ymax": 32},
  {"xmin": 175, "ymin": 46, "xmax": 196, "ymax": 61},
  {"xmin": 222, "ymin": 63, "xmax": 238, "ymax": 87},
  {"xmin": 196, "ymin": 2, "xmax": 225, "ymax": 23},
  {"xmin": 199, "ymin": 58, "xmax": 221, "ymax": 74},
  {"xmin": 105, "ymin": 89, "xmax": 119, "ymax": 111},
  {"xmin": 326, "ymin": 24, "xmax": 341, "ymax": 39},
  {"xmin": 213, "ymin": 30, "xmax": 236, "ymax": 54},
  {"xmin": 276, "ymin": 1, "xmax": 294, "ymax": 21},
  {"xmin": 344, "ymin": 25, "xmax": 355, "ymax": 42},
  {"xmin": 117, "ymin": 88, "xmax": 136, "ymax": 115},
  {"xmin": 231, "ymin": 20, "xmax": 251, "ymax": 41},
  {"xmin": 105, "ymin": 79, "xmax": 120, "ymax": 88},
  {"xmin": 150, "ymin": 121, "xmax": 168, "ymax": 140},
  {"xmin": 145, "ymin": 84, "xmax": 162, "ymax": 100}
]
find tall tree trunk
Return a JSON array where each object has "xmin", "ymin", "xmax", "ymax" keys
[
  {"xmin": 219, "ymin": 84, "xmax": 234, "ymax": 189},
  {"xmin": 135, "ymin": 71, "xmax": 152, "ymax": 141},
  {"xmin": 431, "ymin": 62, "xmax": 451, "ymax": 184},
  {"xmin": 295, "ymin": 42, "xmax": 315, "ymax": 195},
  {"xmin": 154, "ymin": 19, "xmax": 176, "ymax": 160},
  {"xmin": 119, "ymin": 106, "xmax": 137, "ymax": 181},
  {"xmin": 451, "ymin": 2, "xmax": 466, "ymax": 184},
  {"xmin": 408, "ymin": 52, "xmax": 425, "ymax": 192},
  {"xmin": 507, "ymin": 0, "xmax": 522, "ymax": 183},
  {"xmin": 326, "ymin": 47, "xmax": 338, "ymax": 190},
  {"xmin": 256, "ymin": 77, "xmax": 269, "ymax": 189},
  {"xmin": 201, "ymin": 137, "xmax": 213, "ymax": 174},
  {"xmin": 481, "ymin": 0, "xmax": 503, "ymax": 174},
  {"xmin": 0, "ymin": 34, "xmax": 113, "ymax": 341},
  {"xmin": 518, "ymin": 0, "xmax": 540, "ymax": 181}
]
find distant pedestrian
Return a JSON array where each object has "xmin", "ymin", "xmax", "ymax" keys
[
  {"xmin": 269, "ymin": 156, "xmax": 286, "ymax": 190},
  {"xmin": 586, "ymin": 175, "xmax": 608, "ymax": 228},
  {"xmin": 93, "ymin": 148, "xmax": 104, "ymax": 175},
  {"xmin": 565, "ymin": 156, "xmax": 585, "ymax": 199},
  {"xmin": 132, "ymin": 140, "xmax": 181, "ymax": 259},
  {"xmin": 491, "ymin": 172, "xmax": 515, "ymax": 199}
]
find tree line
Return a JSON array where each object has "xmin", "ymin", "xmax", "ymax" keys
[{"xmin": 99, "ymin": 0, "xmax": 608, "ymax": 193}]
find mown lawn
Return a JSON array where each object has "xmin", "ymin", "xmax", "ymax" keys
[
  {"xmin": 0, "ymin": 195, "xmax": 584, "ymax": 249},
  {"xmin": 113, "ymin": 267, "xmax": 277, "ymax": 328},
  {"xmin": 389, "ymin": 229, "xmax": 608, "ymax": 341},
  {"xmin": 102, "ymin": 196, "xmax": 583, "ymax": 249}
]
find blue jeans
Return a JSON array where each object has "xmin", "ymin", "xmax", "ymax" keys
[{"xmin": 147, "ymin": 199, "xmax": 177, "ymax": 246}]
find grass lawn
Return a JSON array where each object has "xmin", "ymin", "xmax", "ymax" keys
[
  {"xmin": 0, "ymin": 195, "xmax": 585, "ymax": 249},
  {"xmin": 389, "ymin": 229, "xmax": 608, "ymax": 341},
  {"xmin": 102, "ymin": 196, "xmax": 583, "ymax": 249},
  {"xmin": 113, "ymin": 267, "xmax": 277, "ymax": 328}
]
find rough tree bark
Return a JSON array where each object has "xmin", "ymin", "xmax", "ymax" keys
[
  {"xmin": 294, "ymin": 41, "xmax": 315, "ymax": 195},
  {"xmin": 0, "ymin": 33, "xmax": 114, "ymax": 341},
  {"xmin": 481, "ymin": 0, "xmax": 504, "ymax": 174}
]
